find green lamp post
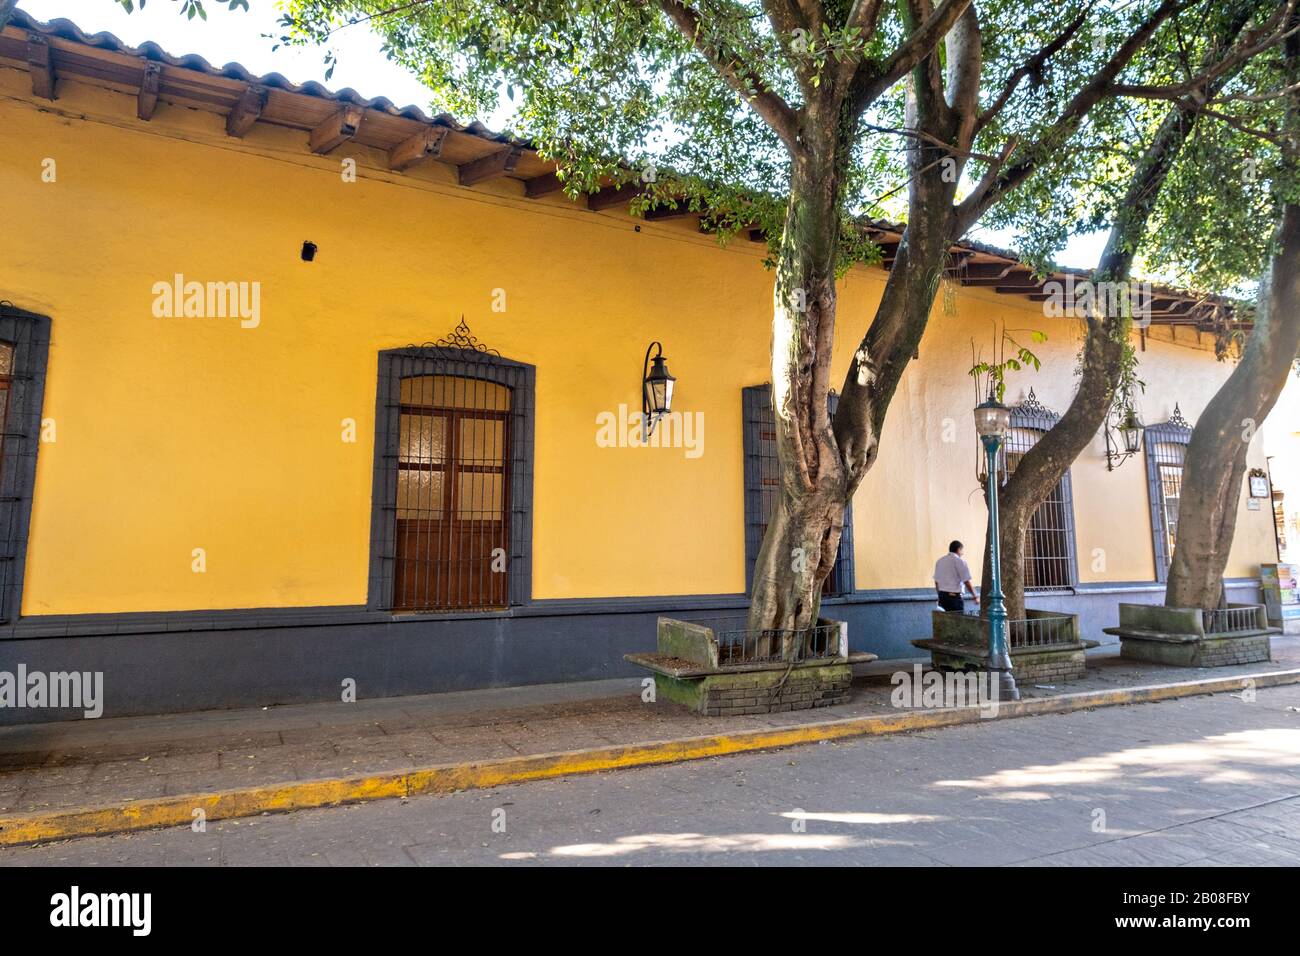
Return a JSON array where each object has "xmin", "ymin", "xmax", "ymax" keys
[{"xmin": 974, "ymin": 392, "xmax": 1020, "ymax": 703}]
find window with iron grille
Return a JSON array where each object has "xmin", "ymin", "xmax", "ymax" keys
[
  {"xmin": 368, "ymin": 332, "xmax": 534, "ymax": 612},
  {"xmin": 999, "ymin": 390, "xmax": 1078, "ymax": 590},
  {"xmin": 0, "ymin": 304, "xmax": 50, "ymax": 624},
  {"xmin": 742, "ymin": 385, "xmax": 854, "ymax": 597},
  {"xmin": 1275, "ymin": 494, "xmax": 1287, "ymax": 557},
  {"xmin": 1143, "ymin": 406, "xmax": 1192, "ymax": 583}
]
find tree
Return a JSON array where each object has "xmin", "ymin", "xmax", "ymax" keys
[
  {"xmin": 977, "ymin": 1, "xmax": 1284, "ymax": 620},
  {"xmin": 1164, "ymin": 7, "xmax": 1300, "ymax": 609},
  {"xmin": 267, "ymin": 0, "xmax": 1258, "ymax": 644}
]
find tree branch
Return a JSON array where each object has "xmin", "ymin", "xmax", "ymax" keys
[
  {"xmin": 975, "ymin": 6, "xmax": 1093, "ymax": 133},
  {"xmin": 1109, "ymin": 2, "xmax": 1299, "ymax": 102},
  {"xmin": 954, "ymin": 0, "xmax": 1190, "ymax": 234},
  {"xmin": 1200, "ymin": 106, "xmax": 1290, "ymax": 146},
  {"xmin": 657, "ymin": 0, "xmax": 802, "ymax": 151},
  {"xmin": 848, "ymin": 0, "xmax": 974, "ymax": 116},
  {"xmin": 832, "ymin": 0, "xmax": 888, "ymax": 91}
]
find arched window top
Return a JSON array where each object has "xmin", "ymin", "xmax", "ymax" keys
[
  {"xmin": 1010, "ymin": 388, "xmax": 1059, "ymax": 430},
  {"xmin": 400, "ymin": 374, "xmax": 511, "ymax": 411}
]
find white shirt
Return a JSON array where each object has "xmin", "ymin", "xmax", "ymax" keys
[{"xmin": 934, "ymin": 553, "xmax": 973, "ymax": 594}]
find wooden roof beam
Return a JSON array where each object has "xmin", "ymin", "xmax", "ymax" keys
[
  {"xmin": 225, "ymin": 83, "xmax": 267, "ymax": 138},
  {"xmin": 1157, "ymin": 298, "xmax": 1197, "ymax": 314},
  {"xmin": 137, "ymin": 60, "xmax": 162, "ymax": 121},
  {"xmin": 643, "ymin": 203, "xmax": 696, "ymax": 221},
  {"xmin": 587, "ymin": 184, "xmax": 643, "ymax": 212},
  {"xmin": 27, "ymin": 35, "xmax": 55, "ymax": 100},
  {"xmin": 942, "ymin": 251, "xmax": 976, "ymax": 274},
  {"xmin": 960, "ymin": 262, "xmax": 1020, "ymax": 280},
  {"xmin": 458, "ymin": 145, "xmax": 523, "ymax": 186},
  {"xmin": 996, "ymin": 286, "xmax": 1046, "ymax": 297},
  {"xmin": 310, "ymin": 105, "xmax": 365, "ymax": 155},
  {"xmin": 387, "ymin": 126, "xmax": 447, "ymax": 171},
  {"xmin": 524, "ymin": 171, "xmax": 565, "ymax": 198}
]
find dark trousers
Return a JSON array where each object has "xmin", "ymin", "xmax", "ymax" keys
[{"xmin": 937, "ymin": 591, "xmax": 965, "ymax": 613}]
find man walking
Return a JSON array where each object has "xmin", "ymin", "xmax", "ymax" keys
[{"xmin": 934, "ymin": 540, "xmax": 977, "ymax": 613}]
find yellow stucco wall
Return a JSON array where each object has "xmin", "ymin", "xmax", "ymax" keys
[{"xmin": 0, "ymin": 66, "xmax": 1279, "ymax": 615}]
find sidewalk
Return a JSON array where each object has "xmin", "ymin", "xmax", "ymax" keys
[{"xmin": 1, "ymin": 638, "xmax": 1297, "ymax": 844}]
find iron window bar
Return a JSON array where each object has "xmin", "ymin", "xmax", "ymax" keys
[
  {"xmin": 742, "ymin": 385, "xmax": 854, "ymax": 597},
  {"xmin": 0, "ymin": 304, "xmax": 49, "ymax": 624},
  {"xmin": 1142, "ymin": 405, "xmax": 1193, "ymax": 583},
  {"xmin": 998, "ymin": 390, "xmax": 1079, "ymax": 591},
  {"xmin": 369, "ymin": 321, "xmax": 534, "ymax": 614}
]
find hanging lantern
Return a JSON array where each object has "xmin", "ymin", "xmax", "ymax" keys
[
  {"xmin": 1118, "ymin": 406, "xmax": 1144, "ymax": 454},
  {"xmin": 1105, "ymin": 402, "xmax": 1145, "ymax": 470},
  {"xmin": 642, "ymin": 342, "xmax": 676, "ymax": 435}
]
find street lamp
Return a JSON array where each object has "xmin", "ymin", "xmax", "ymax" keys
[
  {"xmin": 641, "ymin": 341, "xmax": 676, "ymax": 436},
  {"xmin": 974, "ymin": 392, "xmax": 1020, "ymax": 703},
  {"xmin": 1104, "ymin": 403, "xmax": 1144, "ymax": 471}
]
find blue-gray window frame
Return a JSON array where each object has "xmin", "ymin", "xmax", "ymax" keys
[
  {"xmin": 0, "ymin": 304, "xmax": 50, "ymax": 624},
  {"xmin": 742, "ymin": 384, "xmax": 855, "ymax": 597},
  {"xmin": 367, "ymin": 346, "xmax": 535, "ymax": 611},
  {"xmin": 1143, "ymin": 417, "xmax": 1192, "ymax": 583},
  {"xmin": 1003, "ymin": 397, "xmax": 1080, "ymax": 590}
]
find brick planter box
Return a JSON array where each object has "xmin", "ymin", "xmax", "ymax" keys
[
  {"xmin": 625, "ymin": 616, "xmax": 876, "ymax": 716},
  {"xmin": 912, "ymin": 609, "xmax": 1095, "ymax": 684},
  {"xmin": 1104, "ymin": 603, "xmax": 1277, "ymax": 667}
]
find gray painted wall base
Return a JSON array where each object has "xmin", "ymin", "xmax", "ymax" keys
[{"xmin": 0, "ymin": 581, "xmax": 1262, "ymax": 725}]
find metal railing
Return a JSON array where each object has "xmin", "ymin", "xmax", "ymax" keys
[
  {"xmin": 703, "ymin": 617, "xmax": 841, "ymax": 666},
  {"xmin": 1202, "ymin": 605, "xmax": 1262, "ymax": 635},
  {"xmin": 1006, "ymin": 615, "xmax": 1075, "ymax": 649}
]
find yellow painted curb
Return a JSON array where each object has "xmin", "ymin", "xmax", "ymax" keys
[{"xmin": 2, "ymin": 667, "xmax": 1297, "ymax": 847}]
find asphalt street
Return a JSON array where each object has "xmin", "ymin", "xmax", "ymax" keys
[{"xmin": 4, "ymin": 684, "xmax": 1300, "ymax": 866}]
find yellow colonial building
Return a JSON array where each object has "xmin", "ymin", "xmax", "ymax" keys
[{"xmin": 0, "ymin": 11, "xmax": 1282, "ymax": 721}]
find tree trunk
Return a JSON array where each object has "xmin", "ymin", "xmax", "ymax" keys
[
  {"xmin": 979, "ymin": 25, "xmax": 1247, "ymax": 621},
  {"xmin": 752, "ymin": 15, "xmax": 970, "ymax": 648},
  {"xmin": 834, "ymin": 16, "xmax": 971, "ymax": 492},
  {"xmin": 747, "ymin": 6, "xmax": 970, "ymax": 646},
  {"xmin": 978, "ymin": 311, "xmax": 1127, "ymax": 622},
  {"xmin": 746, "ymin": 114, "xmax": 850, "ymax": 647},
  {"xmin": 1165, "ymin": 202, "xmax": 1300, "ymax": 609}
]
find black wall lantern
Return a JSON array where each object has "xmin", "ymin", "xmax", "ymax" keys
[
  {"xmin": 1104, "ymin": 401, "xmax": 1144, "ymax": 471},
  {"xmin": 641, "ymin": 341, "xmax": 676, "ymax": 436}
]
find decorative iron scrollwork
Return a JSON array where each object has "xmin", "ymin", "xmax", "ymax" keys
[
  {"xmin": 1168, "ymin": 403, "xmax": 1191, "ymax": 429},
  {"xmin": 410, "ymin": 317, "xmax": 500, "ymax": 357},
  {"xmin": 1015, "ymin": 387, "xmax": 1053, "ymax": 417}
]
